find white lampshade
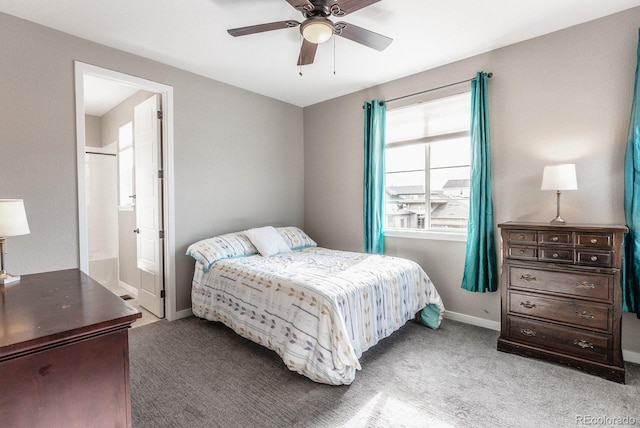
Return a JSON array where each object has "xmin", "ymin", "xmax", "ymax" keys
[
  {"xmin": 0, "ymin": 199, "xmax": 30, "ymax": 237},
  {"xmin": 540, "ymin": 164, "xmax": 578, "ymax": 191},
  {"xmin": 301, "ymin": 19, "xmax": 334, "ymax": 44}
]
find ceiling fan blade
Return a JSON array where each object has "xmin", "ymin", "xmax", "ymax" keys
[
  {"xmin": 285, "ymin": 0, "xmax": 315, "ymax": 13},
  {"xmin": 297, "ymin": 39, "xmax": 318, "ymax": 66},
  {"xmin": 331, "ymin": 0, "xmax": 380, "ymax": 16},
  {"xmin": 228, "ymin": 20, "xmax": 300, "ymax": 37},
  {"xmin": 334, "ymin": 21, "xmax": 392, "ymax": 51}
]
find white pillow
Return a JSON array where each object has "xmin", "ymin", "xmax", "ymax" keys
[
  {"xmin": 244, "ymin": 226, "xmax": 292, "ymax": 257},
  {"xmin": 276, "ymin": 226, "xmax": 317, "ymax": 250}
]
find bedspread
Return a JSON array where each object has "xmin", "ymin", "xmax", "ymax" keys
[{"xmin": 191, "ymin": 247, "xmax": 444, "ymax": 385}]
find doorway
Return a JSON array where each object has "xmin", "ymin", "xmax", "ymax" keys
[{"xmin": 74, "ymin": 62, "xmax": 177, "ymax": 321}]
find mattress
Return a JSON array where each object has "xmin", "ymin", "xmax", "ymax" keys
[{"xmin": 191, "ymin": 246, "xmax": 444, "ymax": 385}]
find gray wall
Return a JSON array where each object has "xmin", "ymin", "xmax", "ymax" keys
[
  {"xmin": 100, "ymin": 90, "xmax": 154, "ymax": 147},
  {"xmin": 85, "ymin": 115, "xmax": 101, "ymax": 148},
  {"xmin": 0, "ymin": 12, "xmax": 304, "ymax": 314},
  {"xmin": 303, "ymin": 7, "xmax": 640, "ymax": 354},
  {"xmin": 2, "ymin": 7, "xmax": 638, "ymax": 353}
]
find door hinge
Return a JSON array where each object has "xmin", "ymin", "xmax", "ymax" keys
[
  {"xmin": 160, "ymin": 290, "xmax": 166, "ymax": 298},
  {"xmin": 158, "ymin": 170, "xmax": 164, "ymax": 179},
  {"xmin": 157, "ymin": 110, "xmax": 163, "ymax": 120},
  {"xmin": 159, "ymin": 230, "xmax": 165, "ymax": 239}
]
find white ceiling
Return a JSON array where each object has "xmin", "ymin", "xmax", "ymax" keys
[
  {"xmin": 1, "ymin": 0, "xmax": 639, "ymax": 107},
  {"xmin": 83, "ymin": 75, "xmax": 141, "ymax": 116}
]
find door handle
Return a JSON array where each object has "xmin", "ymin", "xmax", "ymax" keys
[{"xmin": 133, "ymin": 228, "xmax": 140, "ymax": 234}]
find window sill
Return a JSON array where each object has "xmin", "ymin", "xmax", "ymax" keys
[{"xmin": 384, "ymin": 229, "xmax": 467, "ymax": 242}]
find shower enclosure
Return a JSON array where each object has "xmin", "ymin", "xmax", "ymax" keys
[{"xmin": 85, "ymin": 145, "xmax": 120, "ymax": 293}]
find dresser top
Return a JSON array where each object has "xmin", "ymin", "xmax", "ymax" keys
[
  {"xmin": 498, "ymin": 221, "xmax": 628, "ymax": 233},
  {"xmin": 0, "ymin": 269, "xmax": 141, "ymax": 358}
]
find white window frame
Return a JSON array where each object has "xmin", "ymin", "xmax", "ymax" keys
[{"xmin": 383, "ymin": 91, "xmax": 471, "ymax": 242}]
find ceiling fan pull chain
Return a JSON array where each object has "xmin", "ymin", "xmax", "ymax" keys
[
  {"xmin": 299, "ymin": 34, "xmax": 303, "ymax": 76},
  {"xmin": 333, "ymin": 35, "xmax": 336, "ymax": 75}
]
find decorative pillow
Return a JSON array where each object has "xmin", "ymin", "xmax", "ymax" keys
[
  {"xmin": 244, "ymin": 226, "xmax": 292, "ymax": 257},
  {"xmin": 277, "ymin": 226, "xmax": 317, "ymax": 250},
  {"xmin": 186, "ymin": 232, "xmax": 258, "ymax": 272}
]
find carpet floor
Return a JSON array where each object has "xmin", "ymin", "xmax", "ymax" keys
[{"xmin": 129, "ymin": 317, "xmax": 639, "ymax": 428}]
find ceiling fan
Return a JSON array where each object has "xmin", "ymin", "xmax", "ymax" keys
[{"xmin": 227, "ymin": 0, "xmax": 393, "ymax": 66}]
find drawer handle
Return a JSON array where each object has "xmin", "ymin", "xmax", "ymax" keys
[
  {"xmin": 518, "ymin": 234, "xmax": 525, "ymax": 240},
  {"xmin": 519, "ymin": 249, "xmax": 526, "ymax": 255},
  {"xmin": 552, "ymin": 253, "xmax": 559, "ymax": 258},
  {"xmin": 520, "ymin": 328, "xmax": 537, "ymax": 337},
  {"xmin": 574, "ymin": 339, "xmax": 594, "ymax": 349},
  {"xmin": 520, "ymin": 274, "xmax": 537, "ymax": 282},
  {"xmin": 575, "ymin": 311, "xmax": 594, "ymax": 320},
  {"xmin": 575, "ymin": 281, "xmax": 595, "ymax": 289},
  {"xmin": 520, "ymin": 301, "xmax": 536, "ymax": 309},
  {"xmin": 590, "ymin": 256, "xmax": 598, "ymax": 262},
  {"xmin": 590, "ymin": 238, "xmax": 598, "ymax": 244},
  {"xmin": 551, "ymin": 236, "xmax": 559, "ymax": 242}
]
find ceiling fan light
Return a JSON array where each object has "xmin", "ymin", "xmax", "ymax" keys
[{"xmin": 301, "ymin": 19, "xmax": 334, "ymax": 44}]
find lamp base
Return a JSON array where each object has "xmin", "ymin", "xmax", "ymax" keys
[
  {"xmin": 550, "ymin": 216, "xmax": 567, "ymax": 225},
  {"xmin": 0, "ymin": 272, "xmax": 20, "ymax": 285}
]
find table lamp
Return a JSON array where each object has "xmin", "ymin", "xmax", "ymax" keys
[
  {"xmin": 540, "ymin": 164, "xmax": 578, "ymax": 225},
  {"xmin": 0, "ymin": 199, "xmax": 30, "ymax": 284}
]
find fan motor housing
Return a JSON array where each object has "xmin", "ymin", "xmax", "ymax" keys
[{"xmin": 303, "ymin": 1, "xmax": 331, "ymax": 18}]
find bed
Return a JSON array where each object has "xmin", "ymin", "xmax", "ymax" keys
[{"xmin": 187, "ymin": 226, "xmax": 444, "ymax": 385}]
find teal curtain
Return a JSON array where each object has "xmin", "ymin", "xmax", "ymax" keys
[
  {"xmin": 622, "ymin": 29, "xmax": 640, "ymax": 316},
  {"xmin": 363, "ymin": 100, "xmax": 386, "ymax": 254},
  {"xmin": 461, "ymin": 72, "xmax": 498, "ymax": 293}
]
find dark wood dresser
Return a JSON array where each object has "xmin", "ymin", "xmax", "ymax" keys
[
  {"xmin": 497, "ymin": 222, "xmax": 627, "ymax": 383},
  {"xmin": 0, "ymin": 269, "xmax": 141, "ymax": 427}
]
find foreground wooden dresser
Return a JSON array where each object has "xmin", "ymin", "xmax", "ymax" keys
[
  {"xmin": 497, "ymin": 222, "xmax": 627, "ymax": 383},
  {"xmin": 0, "ymin": 269, "xmax": 141, "ymax": 427}
]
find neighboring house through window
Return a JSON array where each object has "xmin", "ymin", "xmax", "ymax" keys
[{"xmin": 385, "ymin": 91, "xmax": 471, "ymax": 234}]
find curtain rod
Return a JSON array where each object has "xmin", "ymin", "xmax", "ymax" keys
[{"xmin": 381, "ymin": 72, "xmax": 493, "ymax": 105}]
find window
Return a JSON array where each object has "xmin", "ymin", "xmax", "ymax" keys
[
  {"xmin": 118, "ymin": 121, "xmax": 134, "ymax": 209},
  {"xmin": 385, "ymin": 92, "xmax": 471, "ymax": 233}
]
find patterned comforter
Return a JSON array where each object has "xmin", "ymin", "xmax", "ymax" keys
[{"xmin": 191, "ymin": 247, "xmax": 444, "ymax": 385}]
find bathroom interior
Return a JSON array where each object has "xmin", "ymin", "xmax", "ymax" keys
[{"xmin": 84, "ymin": 79, "xmax": 161, "ymax": 328}]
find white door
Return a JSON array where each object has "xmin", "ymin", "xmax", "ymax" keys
[{"xmin": 134, "ymin": 94, "xmax": 164, "ymax": 317}]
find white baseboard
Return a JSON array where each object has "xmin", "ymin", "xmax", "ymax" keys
[
  {"xmin": 444, "ymin": 310, "xmax": 500, "ymax": 331},
  {"xmin": 118, "ymin": 280, "xmax": 138, "ymax": 297},
  {"xmin": 623, "ymin": 349, "xmax": 640, "ymax": 364},
  {"xmin": 174, "ymin": 308, "xmax": 193, "ymax": 320},
  {"xmin": 444, "ymin": 311, "xmax": 640, "ymax": 365}
]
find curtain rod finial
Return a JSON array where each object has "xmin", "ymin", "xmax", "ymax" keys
[{"xmin": 487, "ymin": 72, "xmax": 493, "ymax": 78}]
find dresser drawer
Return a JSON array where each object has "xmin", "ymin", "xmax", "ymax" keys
[
  {"xmin": 508, "ymin": 266, "xmax": 611, "ymax": 301},
  {"xmin": 539, "ymin": 231, "xmax": 572, "ymax": 245},
  {"xmin": 507, "ymin": 245, "xmax": 537, "ymax": 260},
  {"xmin": 538, "ymin": 247, "xmax": 574, "ymax": 263},
  {"xmin": 508, "ymin": 291, "xmax": 612, "ymax": 332},
  {"xmin": 498, "ymin": 222, "xmax": 627, "ymax": 383},
  {"xmin": 576, "ymin": 250, "xmax": 612, "ymax": 267},
  {"xmin": 576, "ymin": 233, "xmax": 613, "ymax": 249},
  {"xmin": 507, "ymin": 230, "xmax": 537, "ymax": 245},
  {"xmin": 507, "ymin": 316, "xmax": 612, "ymax": 364}
]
